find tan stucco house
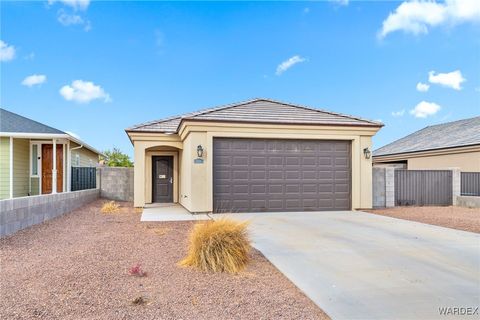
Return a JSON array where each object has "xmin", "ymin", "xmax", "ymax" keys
[
  {"xmin": 373, "ymin": 116, "xmax": 480, "ymax": 172},
  {"xmin": 0, "ymin": 108, "xmax": 101, "ymax": 200},
  {"xmin": 126, "ymin": 98, "xmax": 382, "ymax": 213}
]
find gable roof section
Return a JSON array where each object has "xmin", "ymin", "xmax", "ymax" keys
[
  {"xmin": 0, "ymin": 108, "xmax": 102, "ymax": 156},
  {"xmin": 1, "ymin": 108, "xmax": 65, "ymax": 134},
  {"xmin": 374, "ymin": 116, "xmax": 480, "ymax": 157},
  {"xmin": 126, "ymin": 98, "xmax": 383, "ymax": 133}
]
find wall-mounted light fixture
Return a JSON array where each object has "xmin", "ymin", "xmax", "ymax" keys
[
  {"xmin": 197, "ymin": 145, "xmax": 204, "ymax": 158},
  {"xmin": 363, "ymin": 147, "xmax": 371, "ymax": 159}
]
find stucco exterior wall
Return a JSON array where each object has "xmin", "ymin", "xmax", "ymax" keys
[
  {"xmin": 407, "ymin": 151, "xmax": 480, "ymax": 172},
  {"xmin": 12, "ymin": 138, "xmax": 30, "ymax": 198},
  {"xmin": 130, "ymin": 122, "xmax": 379, "ymax": 211},
  {"xmin": 0, "ymin": 137, "xmax": 10, "ymax": 200}
]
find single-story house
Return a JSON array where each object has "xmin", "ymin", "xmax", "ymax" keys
[
  {"xmin": 0, "ymin": 108, "xmax": 102, "ymax": 200},
  {"xmin": 126, "ymin": 98, "xmax": 383, "ymax": 212},
  {"xmin": 373, "ymin": 116, "xmax": 480, "ymax": 172}
]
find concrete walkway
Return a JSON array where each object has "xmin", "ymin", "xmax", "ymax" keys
[
  {"xmin": 215, "ymin": 211, "xmax": 480, "ymax": 320},
  {"xmin": 141, "ymin": 204, "xmax": 210, "ymax": 222}
]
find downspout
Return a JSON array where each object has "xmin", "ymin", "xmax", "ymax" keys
[{"xmin": 69, "ymin": 143, "xmax": 83, "ymax": 192}]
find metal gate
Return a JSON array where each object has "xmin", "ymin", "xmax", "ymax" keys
[
  {"xmin": 71, "ymin": 167, "xmax": 97, "ymax": 191},
  {"xmin": 461, "ymin": 172, "xmax": 480, "ymax": 196},
  {"xmin": 395, "ymin": 170, "xmax": 452, "ymax": 206}
]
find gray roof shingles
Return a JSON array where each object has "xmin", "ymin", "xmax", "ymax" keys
[
  {"xmin": 126, "ymin": 98, "xmax": 382, "ymax": 133},
  {"xmin": 374, "ymin": 116, "xmax": 480, "ymax": 157},
  {"xmin": 1, "ymin": 108, "xmax": 65, "ymax": 134}
]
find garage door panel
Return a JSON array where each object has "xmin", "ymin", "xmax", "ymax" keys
[
  {"xmin": 233, "ymin": 171, "xmax": 249, "ymax": 180},
  {"xmin": 233, "ymin": 156, "xmax": 249, "ymax": 165},
  {"xmin": 213, "ymin": 138, "xmax": 351, "ymax": 212},
  {"xmin": 251, "ymin": 171, "xmax": 266, "ymax": 180},
  {"xmin": 251, "ymin": 184, "xmax": 266, "ymax": 194},
  {"xmin": 251, "ymin": 156, "xmax": 266, "ymax": 165}
]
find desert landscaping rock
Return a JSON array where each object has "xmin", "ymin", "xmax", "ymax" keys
[
  {"xmin": 0, "ymin": 200, "xmax": 329, "ymax": 320},
  {"xmin": 365, "ymin": 206, "xmax": 480, "ymax": 233}
]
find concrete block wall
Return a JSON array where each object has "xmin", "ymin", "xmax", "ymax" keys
[
  {"xmin": 372, "ymin": 167, "xmax": 386, "ymax": 208},
  {"xmin": 385, "ymin": 168, "xmax": 395, "ymax": 208},
  {"xmin": 99, "ymin": 167, "xmax": 134, "ymax": 202},
  {"xmin": 451, "ymin": 168, "xmax": 461, "ymax": 206},
  {"xmin": 0, "ymin": 189, "xmax": 99, "ymax": 238},
  {"xmin": 372, "ymin": 167, "xmax": 395, "ymax": 208},
  {"xmin": 456, "ymin": 195, "xmax": 480, "ymax": 208}
]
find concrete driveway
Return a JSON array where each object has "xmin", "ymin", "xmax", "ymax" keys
[{"xmin": 215, "ymin": 211, "xmax": 480, "ymax": 320}]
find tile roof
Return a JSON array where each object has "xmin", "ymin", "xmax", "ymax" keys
[
  {"xmin": 126, "ymin": 98, "xmax": 383, "ymax": 133},
  {"xmin": 374, "ymin": 116, "xmax": 480, "ymax": 157},
  {"xmin": 1, "ymin": 108, "xmax": 65, "ymax": 134}
]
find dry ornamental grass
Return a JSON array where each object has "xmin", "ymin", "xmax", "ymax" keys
[
  {"xmin": 100, "ymin": 201, "xmax": 120, "ymax": 214},
  {"xmin": 180, "ymin": 219, "xmax": 251, "ymax": 273}
]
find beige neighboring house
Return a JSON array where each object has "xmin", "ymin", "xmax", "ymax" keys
[
  {"xmin": 0, "ymin": 108, "xmax": 102, "ymax": 200},
  {"xmin": 126, "ymin": 98, "xmax": 383, "ymax": 212},
  {"xmin": 373, "ymin": 116, "xmax": 480, "ymax": 172}
]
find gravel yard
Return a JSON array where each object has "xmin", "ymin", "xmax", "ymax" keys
[
  {"xmin": 365, "ymin": 206, "xmax": 480, "ymax": 233},
  {"xmin": 0, "ymin": 200, "xmax": 328, "ymax": 320}
]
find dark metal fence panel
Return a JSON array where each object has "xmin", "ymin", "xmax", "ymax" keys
[
  {"xmin": 71, "ymin": 167, "xmax": 97, "ymax": 191},
  {"xmin": 395, "ymin": 170, "xmax": 452, "ymax": 206},
  {"xmin": 461, "ymin": 172, "xmax": 480, "ymax": 196}
]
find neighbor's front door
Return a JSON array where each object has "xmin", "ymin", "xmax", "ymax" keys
[
  {"xmin": 152, "ymin": 156, "xmax": 173, "ymax": 203},
  {"xmin": 41, "ymin": 144, "xmax": 63, "ymax": 194}
]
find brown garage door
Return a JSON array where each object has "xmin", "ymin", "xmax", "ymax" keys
[{"xmin": 213, "ymin": 138, "xmax": 351, "ymax": 213}]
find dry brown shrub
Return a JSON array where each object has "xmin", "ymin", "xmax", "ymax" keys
[
  {"xmin": 101, "ymin": 201, "xmax": 120, "ymax": 214},
  {"xmin": 179, "ymin": 219, "xmax": 251, "ymax": 273}
]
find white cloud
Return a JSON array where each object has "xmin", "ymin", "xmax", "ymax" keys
[
  {"xmin": 276, "ymin": 55, "xmax": 306, "ymax": 75},
  {"xmin": 22, "ymin": 74, "xmax": 47, "ymax": 87},
  {"xmin": 416, "ymin": 82, "xmax": 430, "ymax": 92},
  {"xmin": 0, "ymin": 40, "xmax": 15, "ymax": 62},
  {"xmin": 409, "ymin": 101, "xmax": 441, "ymax": 118},
  {"xmin": 58, "ymin": 11, "xmax": 84, "ymax": 25},
  {"xmin": 57, "ymin": 9, "xmax": 91, "ymax": 31},
  {"xmin": 379, "ymin": 0, "xmax": 480, "ymax": 38},
  {"xmin": 392, "ymin": 109, "xmax": 406, "ymax": 117},
  {"xmin": 49, "ymin": 0, "xmax": 90, "ymax": 11},
  {"xmin": 60, "ymin": 80, "xmax": 111, "ymax": 104},
  {"xmin": 428, "ymin": 70, "xmax": 465, "ymax": 90}
]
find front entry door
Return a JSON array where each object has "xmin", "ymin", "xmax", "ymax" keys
[
  {"xmin": 152, "ymin": 156, "xmax": 173, "ymax": 203},
  {"xmin": 41, "ymin": 144, "xmax": 63, "ymax": 194}
]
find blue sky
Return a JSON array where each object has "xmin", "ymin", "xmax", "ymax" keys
[{"xmin": 2, "ymin": 0, "xmax": 479, "ymax": 158}]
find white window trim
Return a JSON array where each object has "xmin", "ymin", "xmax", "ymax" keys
[
  {"xmin": 29, "ymin": 140, "xmax": 68, "ymax": 194},
  {"xmin": 30, "ymin": 143, "xmax": 41, "ymax": 178}
]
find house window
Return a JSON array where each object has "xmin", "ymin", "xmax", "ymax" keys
[
  {"xmin": 31, "ymin": 144, "xmax": 39, "ymax": 176},
  {"xmin": 75, "ymin": 154, "xmax": 80, "ymax": 166}
]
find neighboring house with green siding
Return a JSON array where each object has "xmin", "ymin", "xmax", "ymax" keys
[{"xmin": 0, "ymin": 108, "xmax": 102, "ymax": 200}]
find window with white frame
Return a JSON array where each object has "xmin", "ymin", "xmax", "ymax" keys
[
  {"xmin": 31, "ymin": 144, "xmax": 40, "ymax": 176},
  {"xmin": 75, "ymin": 154, "xmax": 80, "ymax": 166}
]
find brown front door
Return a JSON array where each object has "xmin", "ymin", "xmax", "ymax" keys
[
  {"xmin": 152, "ymin": 156, "xmax": 173, "ymax": 203},
  {"xmin": 41, "ymin": 144, "xmax": 64, "ymax": 194}
]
